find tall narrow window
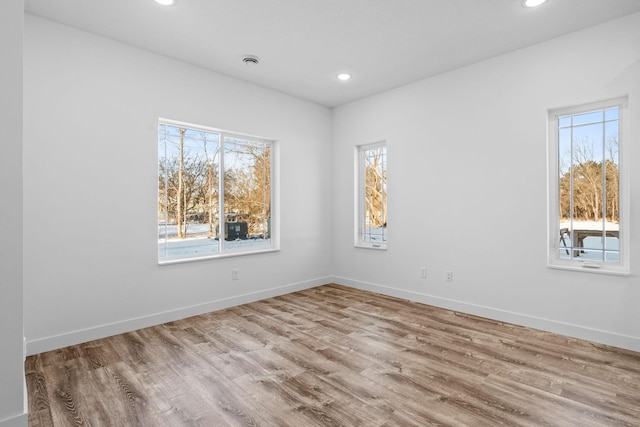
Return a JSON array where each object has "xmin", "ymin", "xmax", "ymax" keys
[
  {"xmin": 158, "ymin": 120, "xmax": 275, "ymax": 263},
  {"xmin": 356, "ymin": 142, "xmax": 387, "ymax": 249},
  {"xmin": 548, "ymin": 98, "xmax": 628, "ymax": 274}
]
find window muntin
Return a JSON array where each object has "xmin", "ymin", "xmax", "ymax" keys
[
  {"xmin": 548, "ymin": 98, "xmax": 628, "ymax": 274},
  {"xmin": 158, "ymin": 120, "xmax": 274, "ymax": 263},
  {"xmin": 356, "ymin": 142, "xmax": 387, "ymax": 248}
]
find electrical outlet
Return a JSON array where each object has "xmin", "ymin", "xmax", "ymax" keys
[
  {"xmin": 446, "ymin": 271, "xmax": 453, "ymax": 282},
  {"xmin": 420, "ymin": 267, "xmax": 427, "ymax": 279},
  {"xmin": 232, "ymin": 269, "xmax": 239, "ymax": 280}
]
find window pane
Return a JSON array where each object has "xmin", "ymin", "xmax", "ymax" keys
[
  {"xmin": 604, "ymin": 107, "xmax": 619, "ymax": 121},
  {"xmin": 556, "ymin": 107, "xmax": 619, "ymax": 264},
  {"xmin": 578, "ymin": 247, "xmax": 605, "ymax": 262},
  {"xmin": 223, "ymin": 136, "xmax": 271, "ymax": 252},
  {"xmin": 558, "ymin": 116, "xmax": 571, "ymax": 128},
  {"xmin": 362, "ymin": 145, "xmax": 387, "ymax": 244},
  {"xmin": 158, "ymin": 125, "xmax": 220, "ymax": 262},
  {"xmin": 572, "ymin": 110, "xmax": 603, "ymax": 126}
]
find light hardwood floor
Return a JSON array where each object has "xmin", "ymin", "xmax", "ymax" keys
[{"xmin": 26, "ymin": 284, "xmax": 640, "ymax": 426}]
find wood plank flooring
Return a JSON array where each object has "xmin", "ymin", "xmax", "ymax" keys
[{"xmin": 26, "ymin": 284, "xmax": 640, "ymax": 426}]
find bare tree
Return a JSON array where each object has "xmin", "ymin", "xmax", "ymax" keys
[
  {"xmin": 202, "ymin": 137, "xmax": 219, "ymax": 238},
  {"xmin": 160, "ymin": 128, "xmax": 269, "ymax": 241},
  {"xmin": 364, "ymin": 148, "xmax": 387, "ymax": 228},
  {"xmin": 176, "ymin": 128, "xmax": 185, "ymax": 237},
  {"xmin": 559, "ymin": 136, "xmax": 619, "ymax": 223},
  {"xmin": 159, "ymin": 127, "xmax": 218, "ymax": 239},
  {"xmin": 223, "ymin": 141, "xmax": 271, "ymax": 236}
]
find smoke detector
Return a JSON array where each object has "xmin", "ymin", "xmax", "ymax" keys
[{"xmin": 243, "ymin": 55, "xmax": 260, "ymax": 66}]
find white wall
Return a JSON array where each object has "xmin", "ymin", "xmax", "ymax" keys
[
  {"xmin": 0, "ymin": 2, "xmax": 27, "ymax": 426},
  {"xmin": 332, "ymin": 13, "xmax": 640, "ymax": 351},
  {"xmin": 23, "ymin": 15, "xmax": 333, "ymax": 354}
]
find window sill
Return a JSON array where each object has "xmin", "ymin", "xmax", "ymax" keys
[
  {"xmin": 355, "ymin": 243, "xmax": 387, "ymax": 251},
  {"xmin": 547, "ymin": 262, "xmax": 630, "ymax": 276},
  {"xmin": 159, "ymin": 247, "xmax": 280, "ymax": 265}
]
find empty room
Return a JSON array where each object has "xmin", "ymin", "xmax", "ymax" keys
[{"xmin": 2, "ymin": 0, "xmax": 640, "ymax": 426}]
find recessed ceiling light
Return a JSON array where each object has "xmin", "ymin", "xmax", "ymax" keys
[
  {"xmin": 524, "ymin": 0, "xmax": 547, "ymax": 7},
  {"xmin": 154, "ymin": 0, "xmax": 175, "ymax": 5},
  {"xmin": 337, "ymin": 73, "xmax": 352, "ymax": 81}
]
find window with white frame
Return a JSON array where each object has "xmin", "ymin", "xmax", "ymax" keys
[
  {"xmin": 548, "ymin": 98, "xmax": 629, "ymax": 274},
  {"xmin": 158, "ymin": 120, "xmax": 275, "ymax": 263},
  {"xmin": 356, "ymin": 142, "xmax": 387, "ymax": 248}
]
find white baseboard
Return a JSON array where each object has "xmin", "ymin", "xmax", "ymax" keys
[
  {"xmin": 0, "ymin": 412, "xmax": 28, "ymax": 427},
  {"xmin": 332, "ymin": 276, "xmax": 640, "ymax": 352},
  {"xmin": 27, "ymin": 276, "xmax": 330, "ymax": 355},
  {"xmin": 27, "ymin": 275, "xmax": 640, "ymax": 355}
]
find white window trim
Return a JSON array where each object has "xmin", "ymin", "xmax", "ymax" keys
[
  {"xmin": 547, "ymin": 98, "xmax": 630, "ymax": 275},
  {"xmin": 355, "ymin": 141, "xmax": 387, "ymax": 250},
  {"xmin": 158, "ymin": 118, "xmax": 278, "ymax": 264}
]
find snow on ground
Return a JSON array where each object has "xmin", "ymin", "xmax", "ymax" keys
[
  {"xmin": 158, "ymin": 223, "xmax": 270, "ymax": 261},
  {"xmin": 559, "ymin": 220, "xmax": 619, "ymax": 231}
]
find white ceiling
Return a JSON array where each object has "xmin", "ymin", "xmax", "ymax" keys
[{"xmin": 25, "ymin": 0, "xmax": 640, "ymax": 107}]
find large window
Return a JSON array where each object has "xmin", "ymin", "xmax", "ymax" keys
[
  {"xmin": 356, "ymin": 142, "xmax": 387, "ymax": 249},
  {"xmin": 158, "ymin": 120, "xmax": 275, "ymax": 263},
  {"xmin": 548, "ymin": 98, "xmax": 629, "ymax": 274}
]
